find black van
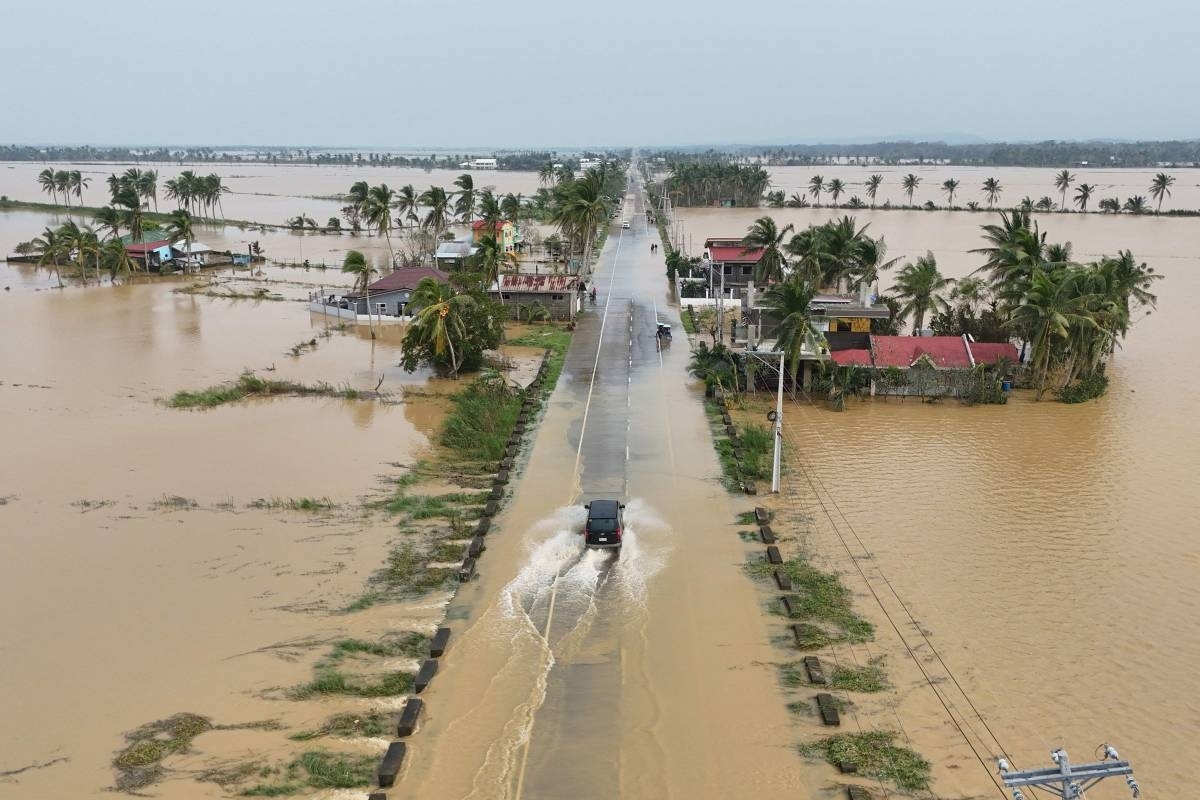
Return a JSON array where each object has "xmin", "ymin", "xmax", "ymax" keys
[{"xmin": 582, "ymin": 499, "xmax": 625, "ymax": 549}]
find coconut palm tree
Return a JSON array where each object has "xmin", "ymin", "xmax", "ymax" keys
[
  {"xmin": 419, "ymin": 185, "xmax": 453, "ymax": 247},
  {"xmin": 865, "ymin": 174, "xmax": 883, "ymax": 208},
  {"xmin": 942, "ymin": 179, "xmax": 959, "ymax": 208},
  {"xmin": 164, "ymin": 209, "xmax": 196, "ymax": 270},
  {"xmin": 808, "ymin": 175, "xmax": 824, "ymax": 206},
  {"xmin": 395, "ymin": 184, "xmax": 420, "ymax": 228},
  {"xmin": 1123, "ymin": 195, "xmax": 1149, "ymax": 214},
  {"xmin": 550, "ymin": 172, "xmax": 611, "ymax": 275},
  {"xmin": 100, "ymin": 238, "xmax": 137, "ymax": 280},
  {"xmin": 826, "ymin": 178, "xmax": 845, "ymax": 207},
  {"xmin": 32, "ymin": 226, "xmax": 66, "ymax": 287},
  {"xmin": 347, "ymin": 180, "xmax": 370, "ymax": 228},
  {"xmin": 982, "ymin": 177, "xmax": 1003, "ymax": 208},
  {"xmin": 113, "ymin": 186, "xmax": 145, "ymax": 244},
  {"xmin": 94, "ymin": 205, "xmax": 123, "ymax": 241},
  {"xmin": 364, "ymin": 184, "xmax": 397, "ymax": 267},
  {"xmin": 139, "ymin": 169, "xmax": 158, "ymax": 211},
  {"xmin": 477, "ymin": 189, "xmax": 501, "ymax": 229},
  {"xmin": 1149, "ymin": 172, "xmax": 1175, "ymax": 212},
  {"xmin": 37, "ymin": 168, "xmax": 58, "ymax": 204},
  {"xmin": 851, "ymin": 233, "xmax": 901, "ymax": 298},
  {"xmin": 1008, "ymin": 267, "xmax": 1098, "ymax": 399},
  {"xmin": 901, "ymin": 174, "xmax": 921, "ymax": 206},
  {"xmin": 740, "ymin": 216, "xmax": 793, "ymax": 284},
  {"xmin": 785, "ymin": 226, "xmax": 831, "ymax": 287},
  {"xmin": 762, "ymin": 276, "xmax": 825, "ymax": 393},
  {"xmin": 70, "ymin": 170, "xmax": 90, "ymax": 206},
  {"xmin": 471, "ymin": 233, "xmax": 516, "ymax": 291},
  {"xmin": 1098, "ymin": 197, "xmax": 1121, "ymax": 213},
  {"xmin": 891, "ymin": 252, "xmax": 954, "ymax": 333},
  {"xmin": 342, "ymin": 249, "xmax": 377, "ymax": 339},
  {"xmin": 407, "ymin": 277, "xmax": 476, "ymax": 378},
  {"xmin": 539, "ymin": 162, "xmax": 556, "ymax": 187},
  {"xmin": 1054, "ymin": 170, "xmax": 1075, "ymax": 211},
  {"xmin": 500, "ymin": 192, "xmax": 523, "ymax": 228},
  {"xmin": 453, "ymin": 173, "xmax": 476, "ymax": 223},
  {"xmin": 1074, "ymin": 183, "xmax": 1095, "ymax": 212},
  {"xmin": 58, "ymin": 220, "xmax": 101, "ymax": 284},
  {"xmin": 54, "ymin": 170, "xmax": 71, "ymax": 207}
]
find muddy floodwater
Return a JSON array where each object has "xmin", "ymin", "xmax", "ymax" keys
[
  {"xmin": 0, "ymin": 268, "xmax": 452, "ymax": 796},
  {"xmin": 680, "ymin": 203, "xmax": 1200, "ymax": 797}
]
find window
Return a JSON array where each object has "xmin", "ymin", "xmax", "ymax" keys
[
  {"xmin": 553, "ymin": 294, "xmax": 563, "ymax": 301},
  {"xmin": 378, "ymin": 303, "xmax": 387, "ymax": 315}
]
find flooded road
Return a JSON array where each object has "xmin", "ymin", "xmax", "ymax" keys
[
  {"xmin": 679, "ymin": 204, "xmax": 1200, "ymax": 797},
  {"xmin": 401, "ymin": 178, "xmax": 812, "ymax": 799}
]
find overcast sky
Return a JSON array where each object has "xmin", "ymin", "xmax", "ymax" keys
[{"xmin": 2, "ymin": 0, "xmax": 1196, "ymax": 149}]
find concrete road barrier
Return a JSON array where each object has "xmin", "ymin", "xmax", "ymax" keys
[
  {"xmin": 725, "ymin": 424, "xmax": 737, "ymax": 437},
  {"xmin": 744, "ymin": 482, "xmax": 758, "ymax": 495},
  {"xmin": 494, "ymin": 470, "xmax": 509, "ymax": 485},
  {"xmin": 754, "ymin": 507, "xmax": 770, "ymax": 525},
  {"xmin": 499, "ymin": 457, "xmax": 513, "ymax": 470},
  {"xmin": 773, "ymin": 569, "xmax": 792, "ymax": 591},
  {"xmin": 816, "ymin": 693, "xmax": 841, "ymax": 726},
  {"xmin": 429, "ymin": 627, "xmax": 451, "ymax": 657},
  {"xmin": 377, "ymin": 741, "xmax": 406, "ymax": 788},
  {"xmin": 489, "ymin": 486, "xmax": 503, "ymax": 502},
  {"xmin": 722, "ymin": 413, "xmax": 732, "ymax": 425},
  {"xmin": 803, "ymin": 655, "xmax": 827, "ymax": 684},
  {"xmin": 759, "ymin": 525, "xmax": 775, "ymax": 543},
  {"xmin": 483, "ymin": 499, "xmax": 498, "ymax": 516},
  {"xmin": 468, "ymin": 535, "xmax": 485, "ymax": 558},
  {"xmin": 475, "ymin": 518, "xmax": 491, "ymax": 536},
  {"xmin": 766, "ymin": 545, "xmax": 782, "ymax": 563},
  {"xmin": 847, "ymin": 785, "xmax": 873, "ymax": 800},
  {"xmin": 369, "ymin": 793, "xmax": 388, "ymax": 800},
  {"xmin": 396, "ymin": 697, "xmax": 423, "ymax": 737},
  {"xmin": 781, "ymin": 595, "xmax": 801, "ymax": 617},
  {"xmin": 839, "ymin": 761, "xmax": 859, "ymax": 774},
  {"xmin": 414, "ymin": 659, "xmax": 438, "ymax": 693},
  {"xmin": 458, "ymin": 557, "xmax": 476, "ymax": 582}
]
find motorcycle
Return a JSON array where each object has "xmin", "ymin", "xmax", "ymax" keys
[{"xmin": 656, "ymin": 323, "xmax": 672, "ymax": 343}]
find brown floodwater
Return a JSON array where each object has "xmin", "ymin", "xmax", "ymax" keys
[
  {"xmin": 0, "ymin": 273, "xmax": 461, "ymax": 796},
  {"xmin": 679, "ymin": 204, "xmax": 1200, "ymax": 797}
]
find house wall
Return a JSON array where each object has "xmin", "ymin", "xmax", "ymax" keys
[
  {"xmin": 350, "ymin": 288, "xmax": 414, "ymax": 317},
  {"xmin": 495, "ymin": 291, "xmax": 578, "ymax": 321}
]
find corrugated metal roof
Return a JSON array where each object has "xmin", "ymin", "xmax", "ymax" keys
[
  {"xmin": 494, "ymin": 274, "xmax": 579, "ymax": 292},
  {"xmin": 967, "ymin": 341, "xmax": 1019, "ymax": 365},
  {"xmin": 831, "ymin": 349, "xmax": 872, "ymax": 366},
  {"xmin": 345, "ymin": 267, "xmax": 450, "ymax": 298},
  {"xmin": 871, "ymin": 336, "xmax": 972, "ymax": 369},
  {"xmin": 708, "ymin": 245, "xmax": 763, "ymax": 264}
]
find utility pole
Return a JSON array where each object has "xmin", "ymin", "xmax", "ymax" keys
[
  {"xmin": 998, "ymin": 747, "xmax": 1139, "ymax": 800},
  {"xmin": 771, "ymin": 350, "xmax": 784, "ymax": 493}
]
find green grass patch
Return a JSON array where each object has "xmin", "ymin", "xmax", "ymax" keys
[
  {"xmin": 778, "ymin": 661, "xmax": 807, "ymax": 688},
  {"xmin": 786, "ymin": 699, "xmax": 815, "ymax": 716},
  {"xmin": 439, "ymin": 376, "xmax": 523, "ymax": 461},
  {"xmin": 736, "ymin": 511, "xmax": 757, "ymax": 525},
  {"xmin": 385, "ymin": 491, "xmax": 487, "ymax": 520},
  {"xmin": 241, "ymin": 784, "xmax": 302, "ymax": 796},
  {"xmin": 829, "ymin": 658, "xmax": 889, "ymax": 693},
  {"xmin": 800, "ymin": 731, "xmax": 931, "ymax": 792},
  {"xmin": 739, "ymin": 423, "xmax": 773, "ymax": 480},
  {"xmin": 288, "ymin": 711, "xmax": 391, "ymax": 741},
  {"xmin": 431, "ymin": 539, "xmax": 467, "ymax": 563},
  {"xmin": 112, "ymin": 713, "xmax": 213, "ymax": 792},
  {"xmin": 746, "ymin": 557, "xmax": 874, "ymax": 644},
  {"xmin": 290, "ymin": 750, "xmax": 377, "ymax": 789},
  {"xmin": 166, "ymin": 371, "xmax": 373, "ymax": 409},
  {"xmin": 248, "ymin": 497, "xmax": 337, "ymax": 512},
  {"xmin": 290, "ymin": 667, "xmax": 414, "ymax": 699},
  {"xmin": 680, "ymin": 306, "xmax": 697, "ymax": 334}
]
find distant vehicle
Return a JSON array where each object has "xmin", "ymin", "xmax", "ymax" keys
[
  {"xmin": 622, "ymin": 221, "xmax": 630, "ymax": 229},
  {"xmin": 581, "ymin": 499, "xmax": 625, "ymax": 550}
]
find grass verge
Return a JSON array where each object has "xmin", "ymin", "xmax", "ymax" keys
[
  {"xmin": 829, "ymin": 658, "xmax": 889, "ymax": 692},
  {"xmin": 748, "ymin": 556, "xmax": 875, "ymax": 644},
  {"xmin": 166, "ymin": 371, "xmax": 376, "ymax": 409},
  {"xmin": 288, "ymin": 711, "xmax": 391, "ymax": 741},
  {"xmin": 239, "ymin": 750, "xmax": 376, "ymax": 795},
  {"xmin": 800, "ymin": 731, "xmax": 931, "ymax": 792}
]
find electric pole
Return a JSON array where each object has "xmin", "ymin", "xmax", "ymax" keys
[{"xmin": 998, "ymin": 747, "xmax": 1139, "ymax": 800}]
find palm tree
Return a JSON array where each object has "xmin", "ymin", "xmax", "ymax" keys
[
  {"xmin": 851, "ymin": 233, "xmax": 901, "ymax": 299},
  {"xmin": 94, "ymin": 205, "xmax": 123, "ymax": 241},
  {"xmin": 70, "ymin": 170, "xmax": 87, "ymax": 206},
  {"xmin": 32, "ymin": 226, "xmax": 66, "ymax": 287},
  {"xmin": 539, "ymin": 162, "xmax": 556, "ymax": 187},
  {"xmin": 761, "ymin": 277, "xmax": 825, "ymax": 393},
  {"xmin": 1098, "ymin": 197, "xmax": 1121, "ymax": 213},
  {"xmin": 1008, "ymin": 267, "xmax": 1098, "ymax": 399},
  {"xmin": 982, "ymin": 177, "xmax": 1003, "ymax": 208},
  {"xmin": 1054, "ymin": 170, "xmax": 1075, "ymax": 211},
  {"xmin": 395, "ymin": 184, "xmax": 420, "ymax": 228},
  {"xmin": 901, "ymin": 174, "xmax": 921, "ymax": 206},
  {"xmin": 139, "ymin": 169, "xmax": 158, "ymax": 211},
  {"xmin": 54, "ymin": 170, "xmax": 71, "ymax": 207},
  {"xmin": 891, "ymin": 251, "xmax": 954, "ymax": 333},
  {"xmin": 164, "ymin": 209, "xmax": 196, "ymax": 270},
  {"xmin": 100, "ymin": 238, "xmax": 137, "ymax": 280},
  {"xmin": 808, "ymin": 175, "xmax": 824, "ymax": 206},
  {"xmin": 347, "ymin": 180, "xmax": 370, "ymax": 229},
  {"xmin": 1123, "ymin": 195, "xmax": 1149, "ymax": 214},
  {"xmin": 113, "ymin": 186, "xmax": 145, "ymax": 244},
  {"xmin": 58, "ymin": 220, "xmax": 101, "ymax": 284},
  {"xmin": 1149, "ymin": 173, "xmax": 1175, "ymax": 213},
  {"xmin": 550, "ymin": 172, "xmax": 611, "ymax": 275},
  {"xmin": 453, "ymin": 173, "xmax": 476, "ymax": 223},
  {"xmin": 38, "ymin": 168, "xmax": 58, "ymax": 204},
  {"xmin": 408, "ymin": 277, "xmax": 476, "ymax": 378},
  {"xmin": 941, "ymin": 178, "xmax": 959, "ymax": 208},
  {"xmin": 477, "ymin": 189, "xmax": 501, "ymax": 230},
  {"xmin": 500, "ymin": 192, "xmax": 523, "ymax": 228},
  {"xmin": 740, "ymin": 216, "xmax": 793, "ymax": 284},
  {"xmin": 419, "ymin": 186, "xmax": 453, "ymax": 248},
  {"xmin": 826, "ymin": 178, "xmax": 845, "ymax": 207},
  {"xmin": 364, "ymin": 184, "xmax": 397, "ymax": 267},
  {"xmin": 1074, "ymin": 183, "xmax": 1095, "ymax": 212},
  {"xmin": 865, "ymin": 174, "xmax": 883, "ymax": 208},
  {"xmin": 471, "ymin": 233, "xmax": 516, "ymax": 290},
  {"xmin": 342, "ymin": 250, "xmax": 378, "ymax": 338},
  {"xmin": 785, "ymin": 227, "xmax": 831, "ymax": 287}
]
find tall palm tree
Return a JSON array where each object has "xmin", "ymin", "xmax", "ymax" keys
[
  {"xmin": 982, "ymin": 177, "xmax": 1002, "ymax": 208},
  {"xmin": 865, "ymin": 174, "xmax": 883, "ymax": 208},
  {"xmin": 37, "ymin": 168, "xmax": 58, "ymax": 204},
  {"xmin": 477, "ymin": 189, "xmax": 501, "ymax": 230},
  {"xmin": 500, "ymin": 192, "xmax": 522, "ymax": 228},
  {"xmin": 539, "ymin": 161, "xmax": 556, "ymax": 187},
  {"xmin": 419, "ymin": 186, "xmax": 453, "ymax": 248},
  {"xmin": 851, "ymin": 233, "xmax": 901, "ymax": 298},
  {"xmin": 139, "ymin": 169, "xmax": 158, "ymax": 211},
  {"xmin": 1008, "ymin": 267, "xmax": 1098, "ymax": 399},
  {"xmin": 164, "ymin": 209, "xmax": 196, "ymax": 270},
  {"xmin": 342, "ymin": 249, "xmax": 378, "ymax": 339},
  {"xmin": 94, "ymin": 205, "xmax": 123, "ymax": 241},
  {"xmin": 364, "ymin": 184, "xmax": 397, "ymax": 267},
  {"xmin": 408, "ymin": 277, "xmax": 476, "ymax": 377},
  {"xmin": 1149, "ymin": 173, "xmax": 1175, "ymax": 213},
  {"xmin": 826, "ymin": 178, "xmax": 845, "ymax": 207},
  {"xmin": 32, "ymin": 226, "xmax": 66, "ymax": 287},
  {"xmin": 58, "ymin": 220, "xmax": 101, "ymax": 284},
  {"xmin": 550, "ymin": 172, "xmax": 611, "ymax": 275},
  {"xmin": 941, "ymin": 178, "xmax": 959, "ymax": 208},
  {"xmin": 785, "ymin": 226, "xmax": 831, "ymax": 287},
  {"xmin": 808, "ymin": 175, "xmax": 824, "ymax": 206},
  {"xmin": 471, "ymin": 233, "xmax": 516, "ymax": 290},
  {"xmin": 54, "ymin": 170, "xmax": 71, "ymax": 207},
  {"xmin": 762, "ymin": 277, "xmax": 825, "ymax": 392},
  {"xmin": 395, "ymin": 184, "xmax": 420, "ymax": 228},
  {"xmin": 453, "ymin": 173, "xmax": 476, "ymax": 223},
  {"xmin": 901, "ymin": 174, "xmax": 921, "ymax": 206},
  {"xmin": 1074, "ymin": 183, "xmax": 1095, "ymax": 212},
  {"xmin": 113, "ymin": 186, "xmax": 145, "ymax": 244},
  {"xmin": 891, "ymin": 251, "xmax": 954, "ymax": 333},
  {"xmin": 100, "ymin": 238, "xmax": 137, "ymax": 280},
  {"xmin": 347, "ymin": 180, "xmax": 370, "ymax": 228},
  {"xmin": 1054, "ymin": 170, "xmax": 1075, "ymax": 212},
  {"xmin": 740, "ymin": 216, "xmax": 793, "ymax": 284}
]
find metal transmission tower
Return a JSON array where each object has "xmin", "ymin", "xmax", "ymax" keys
[{"xmin": 998, "ymin": 747, "xmax": 1140, "ymax": 800}]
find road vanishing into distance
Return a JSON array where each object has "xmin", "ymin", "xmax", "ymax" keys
[{"xmin": 401, "ymin": 172, "xmax": 814, "ymax": 799}]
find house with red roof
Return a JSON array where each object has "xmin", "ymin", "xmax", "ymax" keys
[
  {"xmin": 472, "ymin": 219, "xmax": 518, "ymax": 252},
  {"xmin": 337, "ymin": 266, "xmax": 451, "ymax": 318},
  {"xmin": 124, "ymin": 239, "xmax": 173, "ymax": 271},
  {"xmin": 703, "ymin": 237, "xmax": 764, "ymax": 297},
  {"xmin": 826, "ymin": 334, "xmax": 1019, "ymax": 397}
]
